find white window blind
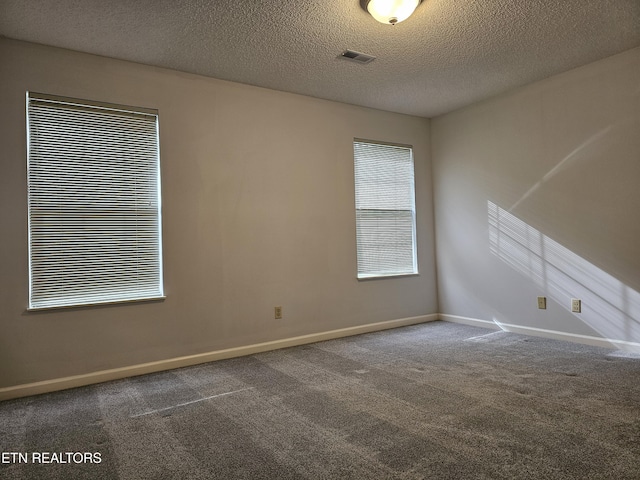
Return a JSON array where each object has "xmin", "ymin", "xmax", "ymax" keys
[
  {"xmin": 27, "ymin": 93, "xmax": 164, "ymax": 309},
  {"xmin": 354, "ymin": 140, "xmax": 417, "ymax": 278}
]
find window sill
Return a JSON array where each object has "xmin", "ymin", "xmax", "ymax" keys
[
  {"xmin": 357, "ymin": 273, "xmax": 419, "ymax": 281},
  {"xmin": 26, "ymin": 295, "xmax": 166, "ymax": 312}
]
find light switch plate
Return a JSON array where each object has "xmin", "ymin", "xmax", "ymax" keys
[{"xmin": 537, "ymin": 296, "xmax": 547, "ymax": 309}]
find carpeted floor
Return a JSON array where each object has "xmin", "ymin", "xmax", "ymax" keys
[{"xmin": 1, "ymin": 321, "xmax": 639, "ymax": 479}]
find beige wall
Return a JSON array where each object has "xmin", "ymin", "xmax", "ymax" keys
[
  {"xmin": 432, "ymin": 47, "xmax": 640, "ymax": 345},
  {"xmin": 0, "ymin": 39, "xmax": 437, "ymax": 390}
]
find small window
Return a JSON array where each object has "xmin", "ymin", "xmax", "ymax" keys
[
  {"xmin": 26, "ymin": 93, "xmax": 164, "ymax": 309},
  {"xmin": 354, "ymin": 140, "xmax": 418, "ymax": 279}
]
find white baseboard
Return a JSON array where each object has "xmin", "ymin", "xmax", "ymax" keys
[
  {"xmin": 438, "ymin": 314, "xmax": 500, "ymax": 329},
  {"xmin": 440, "ymin": 313, "xmax": 640, "ymax": 353},
  {"xmin": 0, "ymin": 314, "xmax": 438, "ymax": 401}
]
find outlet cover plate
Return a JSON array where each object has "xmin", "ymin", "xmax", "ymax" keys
[{"xmin": 571, "ymin": 298, "xmax": 581, "ymax": 313}]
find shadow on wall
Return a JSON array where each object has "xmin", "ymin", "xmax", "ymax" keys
[{"xmin": 488, "ymin": 201, "xmax": 639, "ymax": 344}]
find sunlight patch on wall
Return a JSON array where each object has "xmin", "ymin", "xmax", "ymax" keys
[{"xmin": 488, "ymin": 201, "xmax": 639, "ymax": 342}]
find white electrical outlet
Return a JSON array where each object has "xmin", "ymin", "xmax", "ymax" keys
[
  {"xmin": 537, "ymin": 296, "xmax": 547, "ymax": 309},
  {"xmin": 571, "ymin": 298, "xmax": 581, "ymax": 313},
  {"xmin": 274, "ymin": 306, "xmax": 282, "ymax": 319}
]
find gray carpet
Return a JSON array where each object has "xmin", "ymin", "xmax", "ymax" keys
[{"xmin": 1, "ymin": 321, "xmax": 639, "ymax": 479}]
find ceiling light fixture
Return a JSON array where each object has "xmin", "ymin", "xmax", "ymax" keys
[{"xmin": 365, "ymin": 0, "xmax": 421, "ymax": 25}]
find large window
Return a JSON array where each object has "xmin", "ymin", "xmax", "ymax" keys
[
  {"xmin": 354, "ymin": 140, "xmax": 418, "ymax": 279},
  {"xmin": 26, "ymin": 93, "xmax": 164, "ymax": 309}
]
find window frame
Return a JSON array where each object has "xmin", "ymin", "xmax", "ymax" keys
[
  {"xmin": 26, "ymin": 92, "xmax": 165, "ymax": 310},
  {"xmin": 353, "ymin": 138, "xmax": 419, "ymax": 280}
]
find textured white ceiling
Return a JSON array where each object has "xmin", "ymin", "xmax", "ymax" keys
[{"xmin": 1, "ymin": 0, "xmax": 639, "ymax": 117}]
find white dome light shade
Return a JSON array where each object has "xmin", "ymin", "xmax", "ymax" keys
[{"xmin": 366, "ymin": 0, "xmax": 420, "ymax": 25}]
